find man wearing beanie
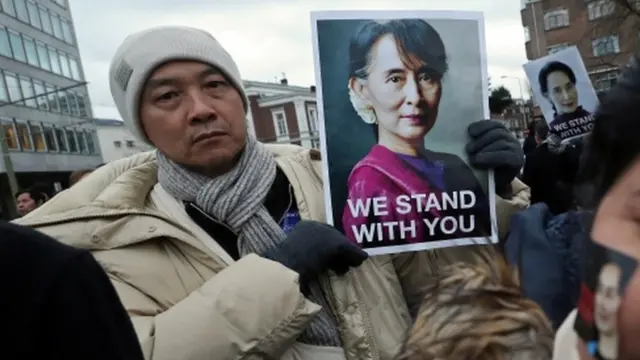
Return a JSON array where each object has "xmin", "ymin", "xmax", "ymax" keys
[{"xmin": 14, "ymin": 25, "xmax": 530, "ymax": 360}]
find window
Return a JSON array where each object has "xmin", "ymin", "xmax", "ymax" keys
[
  {"xmin": 86, "ymin": 130, "xmax": 96, "ymax": 154},
  {"xmin": 589, "ymin": 0, "xmax": 615, "ymax": 20},
  {"xmin": 2, "ymin": 119, "xmax": 19, "ymax": 149},
  {"xmin": 58, "ymin": 89, "xmax": 69, "ymax": 114},
  {"xmin": 548, "ymin": 43, "xmax": 570, "ymax": 54},
  {"xmin": 0, "ymin": 76, "xmax": 7, "ymax": 102},
  {"xmin": 26, "ymin": 1, "xmax": 41, "ymax": 29},
  {"xmin": 14, "ymin": 0, "xmax": 28, "ymax": 22},
  {"xmin": 68, "ymin": 56, "xmax": 81, "ymax": 80},
  {"xmin": 114, "ymin": 140, "xmax": 122, "ymax": 148},
  {"xmin": 43, "ymin": 124, "xmax": 56, "ymax": 151},
  {"xmin": 524, "ymin": 26, "xmax": 530, "ymax": 42},
  {"xmin": 4, "ymin": 73, "xmax": 22, "ymax": 103},
  {"xmin": 54, "ymin": 127, "xmax": 66, "ymax": 151},
  {"xmin": 19, "ymin": 77, "xmax": 36, "ymax": 107},
  {"xmin": 593, "ymin": 69, "xmax": 620, "ymax": 93},
  {"xmin": 76, "ymin": 93, "xmax": 87, "ymax": 116},
  {"xmin": 271, "ymin": 109, "xmax": 288, "ymax": 137},
  {"xmin": 307, "ymin": 106, "xmax": 318, "ymax": 133},
  {"xmin": 0, "ymin": 27, "xmax": 12, "ymax": 58},
  {"xmin": 48, "ymin": 46, "xmax": 61, "ymax": 74},
  {"xmin": 76, "ymin": 130, "xmax": 86, "ymax": 152},
  {"xmin": 35, "ymin": 41, "xmax": 50, "ymax": 71},
  {"xmin": 311, "ymin": 139, "xmax": 321, "ymax": 149},
  {"xmin": 1, "ymin": 0, "xmax": 15, "ymax": 16},
  {"xmin": 50, "ymin": 13, "xmax": 63, "ymax": 39},
  {"xmin": 16, "ymin": 121, "xmax": 32, "ymax": 150},
  {"xmin": 60, "ymin": 20, "xmax": 73, "ymax": 44},
  {"xmin": 29, "ymin": 122, "xmax": 45, "ymax": 151},
  {"xmin": 58, "ymin": 52, "xmax": 71, "ymax": 78},
  {"xmin": 65, "ymin": 128, "xmax": 76, "ymax": 152},
  {"xmin": 22, "ymin": 36, "xmax": 39, "ymax": 67},
  {"xmin": 126, "ymin": 140, "xmax": 135, "ymax": 148},
  {"xmin": 32, "ymin": 80, "xmax": 47, "ymax": 110},
  {"xmin": 52, "ymin": 0, "xmax": 67, "ymax": 7},
  {"xmin": 544, "ymin": 9, "xmax": 569, "ymax": 30},
  {"xmin": 66, "ymin": 91, "xmax": 78, "ymax": 115},
  {"xmin": 46, "ymin": 85, "xmax": 59, "ymax": 112},
  {"xmin": 38, "ymin": 6, "xmax": 52, "ymax": 34},
  {"xmin": 593, "ymin": 35, "xmax": 620, "ymax": 56},
  {"xmin": 8, "ymin": 31, "xmax": 26, "ymax": 62}
]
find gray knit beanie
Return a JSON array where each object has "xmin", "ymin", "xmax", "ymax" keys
[{"xmin": 108, "ymin": 25, "xmax": 247, "ymax": 145}]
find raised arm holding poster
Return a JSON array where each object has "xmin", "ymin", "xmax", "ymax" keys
[
  {"xmin": 523, "ymin": 46, "xmax": 598, "ymax": 142},
  {"xmin": 310, "ymin": 10, "xmax": 498, "ymax": 256}
]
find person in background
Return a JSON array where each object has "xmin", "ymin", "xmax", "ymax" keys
[
  {"xmin": 14, "ymin": 25, "xmax": 529, "ymax": 360},
  {"xmin": 395, "ymin": 252, "xmax": 553, "ymax": 360},
  {"xmin": 1, "ymin": 220, "xmax": 144, "ymax": 360},
  {"xmin": 521, "ymin": 120, "xmax": 581, "ymax": 215},
  {"xmin": 69, "ymin": 169, "xmax": 95, "ymax": 187},
  {"xmin": 15, "ymin": 187, "xmax": 49, "ymax": 217},
  {"xmin": 523, "ymin": 120, "xmax": 538, "ymax": 157}
]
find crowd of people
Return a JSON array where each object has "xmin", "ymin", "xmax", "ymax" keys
[{"xmin": 1, "ymin": 24, "xmax": 639, "ymax": 360}]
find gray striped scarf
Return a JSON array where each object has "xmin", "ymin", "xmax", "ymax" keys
[{"xmin": 156, "ymin": 135, "xmax": 341, "ymax": 347}]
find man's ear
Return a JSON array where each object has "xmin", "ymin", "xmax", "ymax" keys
[{"xmin": 349, "ymin": 77, "xmax": 370, "ymax": 103}]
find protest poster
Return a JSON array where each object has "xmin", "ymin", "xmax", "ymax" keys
[
  {"xmin": 523, "ymin": 46, "xmax": 598, "ymax": 143},
  {"xmin": 310, "ymin": 10, "xmax": 497, "ymax": 256}
]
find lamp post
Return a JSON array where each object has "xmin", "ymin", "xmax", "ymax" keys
[
  {"xmin": 501, "ymin": 75, "xmax": 528, "ymax": 137},
  {"xmin": 0, "ymin": 81, "xmax": 89, "ymax": 218}
]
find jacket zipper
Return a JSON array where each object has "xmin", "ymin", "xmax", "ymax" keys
[{"xmin": 187, "ymin": 202, "xmax": 237, "ymax": 235}]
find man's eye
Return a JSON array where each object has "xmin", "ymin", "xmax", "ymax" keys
[
  {"xmin": 156, "ymin": 92, "xmax": 178, "ymax": 102},
  {"xmin": 206, "ymin": 80, "xmax": 227, "ymax": 88}
]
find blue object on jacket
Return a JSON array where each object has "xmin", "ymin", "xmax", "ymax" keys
[{"xmin": 505, "ymin": 203, "xmax": 589, "ymax": 329}]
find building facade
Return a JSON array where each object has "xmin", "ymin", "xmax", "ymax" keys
[
  {"xmin": 0, "ymin": 0, "xmax": 101, "ymax": 216},
  {"xmin": 521, "ymin": 0, "xmax": 639, "ymax": 96},
  {"xmin": 93, "ymin": 118, "xmax": 153, "ymax": 162},
  {"xmin": 245, "ymin": 78, "xmax": 320, "ymax": 149}
]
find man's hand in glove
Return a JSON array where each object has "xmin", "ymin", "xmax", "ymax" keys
[
  {"xmin": 466, "ymin": 120, "xmax": 525, "ymax": 195},
  {"xmin": 261, "ymin": 220, "xmax": 368, "ymax": 293}
]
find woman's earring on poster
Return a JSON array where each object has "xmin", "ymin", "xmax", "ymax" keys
[{"xmin": 348, "ymin": 87, "xmax": 377, "ymax": 124}]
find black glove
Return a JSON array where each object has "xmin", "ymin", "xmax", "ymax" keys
[
  {"xmin": 466, "ymin": 120, "xmax": 524, "ymax": 195},
  {"xmin": 261, "ymin": 220, "xmax": 368, "ymax": 292}
]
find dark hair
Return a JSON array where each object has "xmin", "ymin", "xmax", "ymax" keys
[
  {"xmin": 538, "ymin": 61, "xmax": 576, "ymax": 116},
  {"xmin": 349, "ymin": 19, "xmax": 448, "ymax": 139},
  {"xmin": 576, "ymin": 57, "xmax": 640, "ymax": 208},
  {"xmin": 15, "ymin": 187, "xmax": 49, "ymax": 204},
  {"xmin": 534, "ymin": 120, "xmax": 549, "ymax": 140}
]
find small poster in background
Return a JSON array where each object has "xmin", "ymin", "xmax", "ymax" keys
[
  {"xmin": 523, "ymin": 46, "xmax": 598, "ymax": 143},
  {"xmin": 310, "ymin": 10, "xmax": 497, "ymax": 256}
]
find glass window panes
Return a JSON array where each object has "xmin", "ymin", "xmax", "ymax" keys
[
  {"xmin": 61, "ymin": 20, "xmax": 73, "ymax": 44},
  {"xmin": 76, "ymin": 93, "xmax": 87, "ymax": 116},
  {"xmin": 35, "ymin": 41, "xmax": 50, "ymax": 71},
  {"xmin": 51, "ymin": 13, "xmax": 63, "ymax": 39},
  {"xmin": 8, "ymin": 31, "xmax": 26, "ymax": 62},
  {"xmin": 38, "ymin": 6, "xmax": 52, "ymax": 34},
  {"xmin": 29, "ymin": 122, "xmax": 45, "ymax": 151},
  {"xmin": 4, "ymin": 73, "xmax": 22, "ymax": 103},
  {"xmin": 68, "ymin": 57, "xmax": 81, "ymax": 80},
  {"xmin": 66, "ymin": 91, "xmax": 78, "ymax": 115},
  {"xmin": 86, "ymin": 131, "xmax": 95, "ymax": 154},
  {"xmin": 59, "ymin": 52, "xmax": 71, "ymax": 78},
  {"xmin": 1, "ymin": 0, "xmax": 16, "ymax": 16},
  {"xmin": 48, "ymin": 46, "xmax": 61, "ymax": 74},
  {"xmin": 43, "ymin": 125, "xmax": 56, "ymax": 151},
  {"xmin": 58, "ymin": 90, "xmax": 69, "ymax": 114},
  {"xmin": 14, "ymin": 0, "xmax": 28, "ymax": 22},
  {"xmin": 19, "ymin": 77, "xmax": 36, "ymax": 107},
  {"xmin": 0, "ymin": 76, "xmax": 8, "ymax": 102},
  {"xmin": 76, "ymin": 130, "xmax": 86, "ymax": 152},
  {"xmin": 22, "ymin": 36, "xmax": 38, "ymax": 67},
  {"xmin": 54, "ymin": 127, "xmax": 66, "ymax": 151},
  {"xmin": 0, "ymin": 27, "xmax": 12, "ymax": 58},
  {"xmin": 26, "ymin": 1, "xmax": 41, "ymax": 29},
  {"xmin": 16, "ymin": 122, "xmax": 32, "ymax": 150},
  {"xmin": 46, "ymin": 85, "xmax": 59, "ymax": 112},
  {"xmin": 32, "ymin": 80, "xmax": 47, "ymax": 110},
  {"xmin": 65, "ymin": 128, "xmax": 77, "ymax": 152},
  {"xmin": 2, "ymin": 119, "xmax": 19, "ymax": 149}
]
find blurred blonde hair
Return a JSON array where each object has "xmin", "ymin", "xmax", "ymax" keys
[{"xmin": 396, "ymin": 250, "xmax": 554, "ymax": 360}]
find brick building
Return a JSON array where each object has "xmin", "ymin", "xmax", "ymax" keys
[
  {"xmin": 245, "ymin": 78, "xmax": 320, "ymax": 149},
  {"xmin": 521, "ymin": 0, "xmax": 640, "ymax": 96}
]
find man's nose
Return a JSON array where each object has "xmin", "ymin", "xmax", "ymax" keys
[{"xmin": 186, "ymin": 90, "xmax": 217, "ymax": 123}]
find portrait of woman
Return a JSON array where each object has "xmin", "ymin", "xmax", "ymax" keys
[
  {"xmin": 340, "ymin": 19, "xmax": 491, "ymax": 246},
  {"xmin": 538, "ymin": 60, "xmax": 592, "ymax": 140}
]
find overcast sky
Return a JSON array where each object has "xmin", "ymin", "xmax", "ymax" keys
[{"xmin": 68, "ymin": 0, "xmax": 529, "ymax": 119}]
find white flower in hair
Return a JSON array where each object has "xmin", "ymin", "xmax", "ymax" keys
[{"xmin": 348, "ymin": 87, "xmax": 377, "ymax": 124}]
